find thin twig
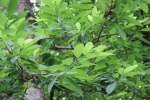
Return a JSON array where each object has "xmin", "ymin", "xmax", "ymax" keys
[
  {"xmin": 101, "ymin": 34, "xmax": 117, "ymax": 37},
  {"xmin": 92, "ymin": 0, "xmax": 116, "ymax": 44},
  {"xmin": 50, "ymin": 45, "xmax": 74, "ymax": 50},
  {"xmin": 1, "ymin": 39, "xmax": 13, "ymax": 54},
  {"xmin": 92, "ymin": 22, "xmax": 105, "ymax": 43},
  {"xmin": 130, "ymin": 93, "xmax": 136, "ymax": 100},
  {"xmin": 103, "ymin": 0, "xmax": 115, "ymax": 18},
  {"xmin": 97, "ymin": 22, "xmax": 105, "ymax": 41}
]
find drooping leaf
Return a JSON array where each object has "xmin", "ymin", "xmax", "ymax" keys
[
  {"xmin": 106, "ymin": 81, "xmax": 117, "ymax": 94},
  {"xmin": 48, "ymin": 77, "xmax": 58, "ymax": 93},
  {"xmin": 64, "ymin": 76, "xmax": 83, "ymax": 96},
  {"xmin": 1, "ymin": 0, "xmax": 10, "ymax": 8},
  {"xmin": 7, "ymin": 0, "xmax": 18, "ymax": 18},
  {"xmin": 139, "ymin": 3, "xmax": 149, "ymax": 13},
  {"xmin": 115, "ymin": 24, "xmax": 126, "ymax": 40}
]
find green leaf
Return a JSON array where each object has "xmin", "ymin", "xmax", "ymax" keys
[
  {"xmin": 106, "ymin": 81, "xmax": 117, "ymax": 94},
  {"xmin": 129, "ymin": 1, "xmax": 137, "ymax": 11},
  {"xmin": 73, "ymin": 44, "xmax": 84, "ymax": 58},
  {"xmin": 17, "ymin": 38, "xmax": 24, "ymax": 47},
  {"xmin": 94, "ymin": 45, "xmax": 107, "ymax": 52},
  {"xmin": 62, "ymin": 57, "xmax": 73, "ymax": 65},
  {"xmin": 69, "ymin": 3, "xmax": 91, "ymax": 10},
  {"xmin": 92, "ymin": 6, "xmax": 97, "ymax": 16},
  {"xmin": 94, "ymin": 61, "xmax": 106, "ymax": 71},
  {"xmin": 81, "ymin": 32, "xmax": 88, "ymax": 43},
  {"xmin": 140, "ymin": 3, "xmax": 149, "ymax": 13},
  {"xmin": 114, "ymin": 92, "xmax": 127, "ymax": 98},
  {"xmin": 55, "ymin": 0, "xmax": 61, "ymax": 5},
  {"xmin": 115, "ymin": 25, "xmax": 126, "ymax": 40},
  {"xmin": 126, "ymin": 72, "xmax": 146, "ymax": 77},
  {"xmin": 125, "ymin": 17, "xmax": 143, "ymax": 26},
  {"xmin": 87, "ymin": 15, "xmax": 93, "ymax": 22},
  {"xmin": 24, "ymin": 38, "xmax": 40, "ymax": 48},
  {"xmin": 0, "ymin": 70, "xmax": 9, "ymax": 78},
  {"xmin": 118, "ymin": 68, "xmax": 124, "ymax": 75},
  {"xmin": 2, "ymin": 28, "xmax": 17, "ymax": 36},
  {"xmin": 142, "ymin": 0, "xmax": 150, "ymax": 4},
  {"xmin": 141, "ymin": 28, "xmax": 150, "ymax": 31},
  {"xmin": 76, "ymin": 22, "xmax": 81, "ymax": 31},
  {"xmin": 7, "ymin": 0, "xmax": 18, "ymax": 18},
  {"xmin": 48, "ymin": 77, "xmax": 58, "ymax": 93},
  {"xmin": 86, "ymin": 52, "xmax": 114, "ymax": 58},
  {"xmin": 64, "ymin": 76, "xmax": 83, "ymax": 96},
  {"xmin": 1, "ymin": 0, "xmax": 10, "ymax": 8},
  {"xmin": 47, "ymin": 65, "xmax": 65, "ymax": 71},
  {"xmin": 0, "ymin": 13, "xmax": 7, "ymax": 26},
  {"xmin": 83, "ymin": 42, "xmax": 93, "ymax": 55},
  {"xmin": 68, "ymin": 30, "xmax": 79, "ymax": 33},
  {"xmin": 98, "ymin": 0, "xmax": 106, "ymax": 9},
  {"xmin": 124, "ymin": 64, "xmax": 138, "ymax": 74},
  {"xmin": 10, "ymin": 56, "xmax": 19, "ymax": 63}
]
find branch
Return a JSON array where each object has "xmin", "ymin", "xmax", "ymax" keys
[
  {"xmin": 1, "ymin": 39, "xmax": 13, "ymax": 54},
  {"xmin": 92, "ymin": 0, "xmax": 116, "ymax": 44},
  {"xmin": 92, "ymin": 22, "xmax": 105, "ymax": 43},
  {"xmin": 130, "ymin": 93, "xmax": 136, "ymax": 100},
  {"xmin": 103, "ymin": 0, "xmax": 115, "ymax": 18},
  {"xmin": 101, "ymin": 34, "xmax": 117, "ymax": 37},
  {"xmin": 50, "ymin": 45, "xmax": 74, "ymax": 50}
]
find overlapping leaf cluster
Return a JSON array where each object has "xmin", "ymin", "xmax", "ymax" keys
[{"xmin": 0, "ymin": 0, "xmax": 150, "ymax": 99}]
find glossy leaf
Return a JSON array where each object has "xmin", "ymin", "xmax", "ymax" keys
[
  {"xmin": 10, "ymin": 56, "xmax": 19, "ymax": 63},
  {"xmin": 106, "ymin": 81, "xmax": 117, "ymax": 94},
  {"xmin": 81, "ymin": 32, "xmax": 88, "ymax": 43}
]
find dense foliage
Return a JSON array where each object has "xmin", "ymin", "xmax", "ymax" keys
[{"xmin": 1, "ymin": 0, "xmax": 150, "ymax": 99}]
